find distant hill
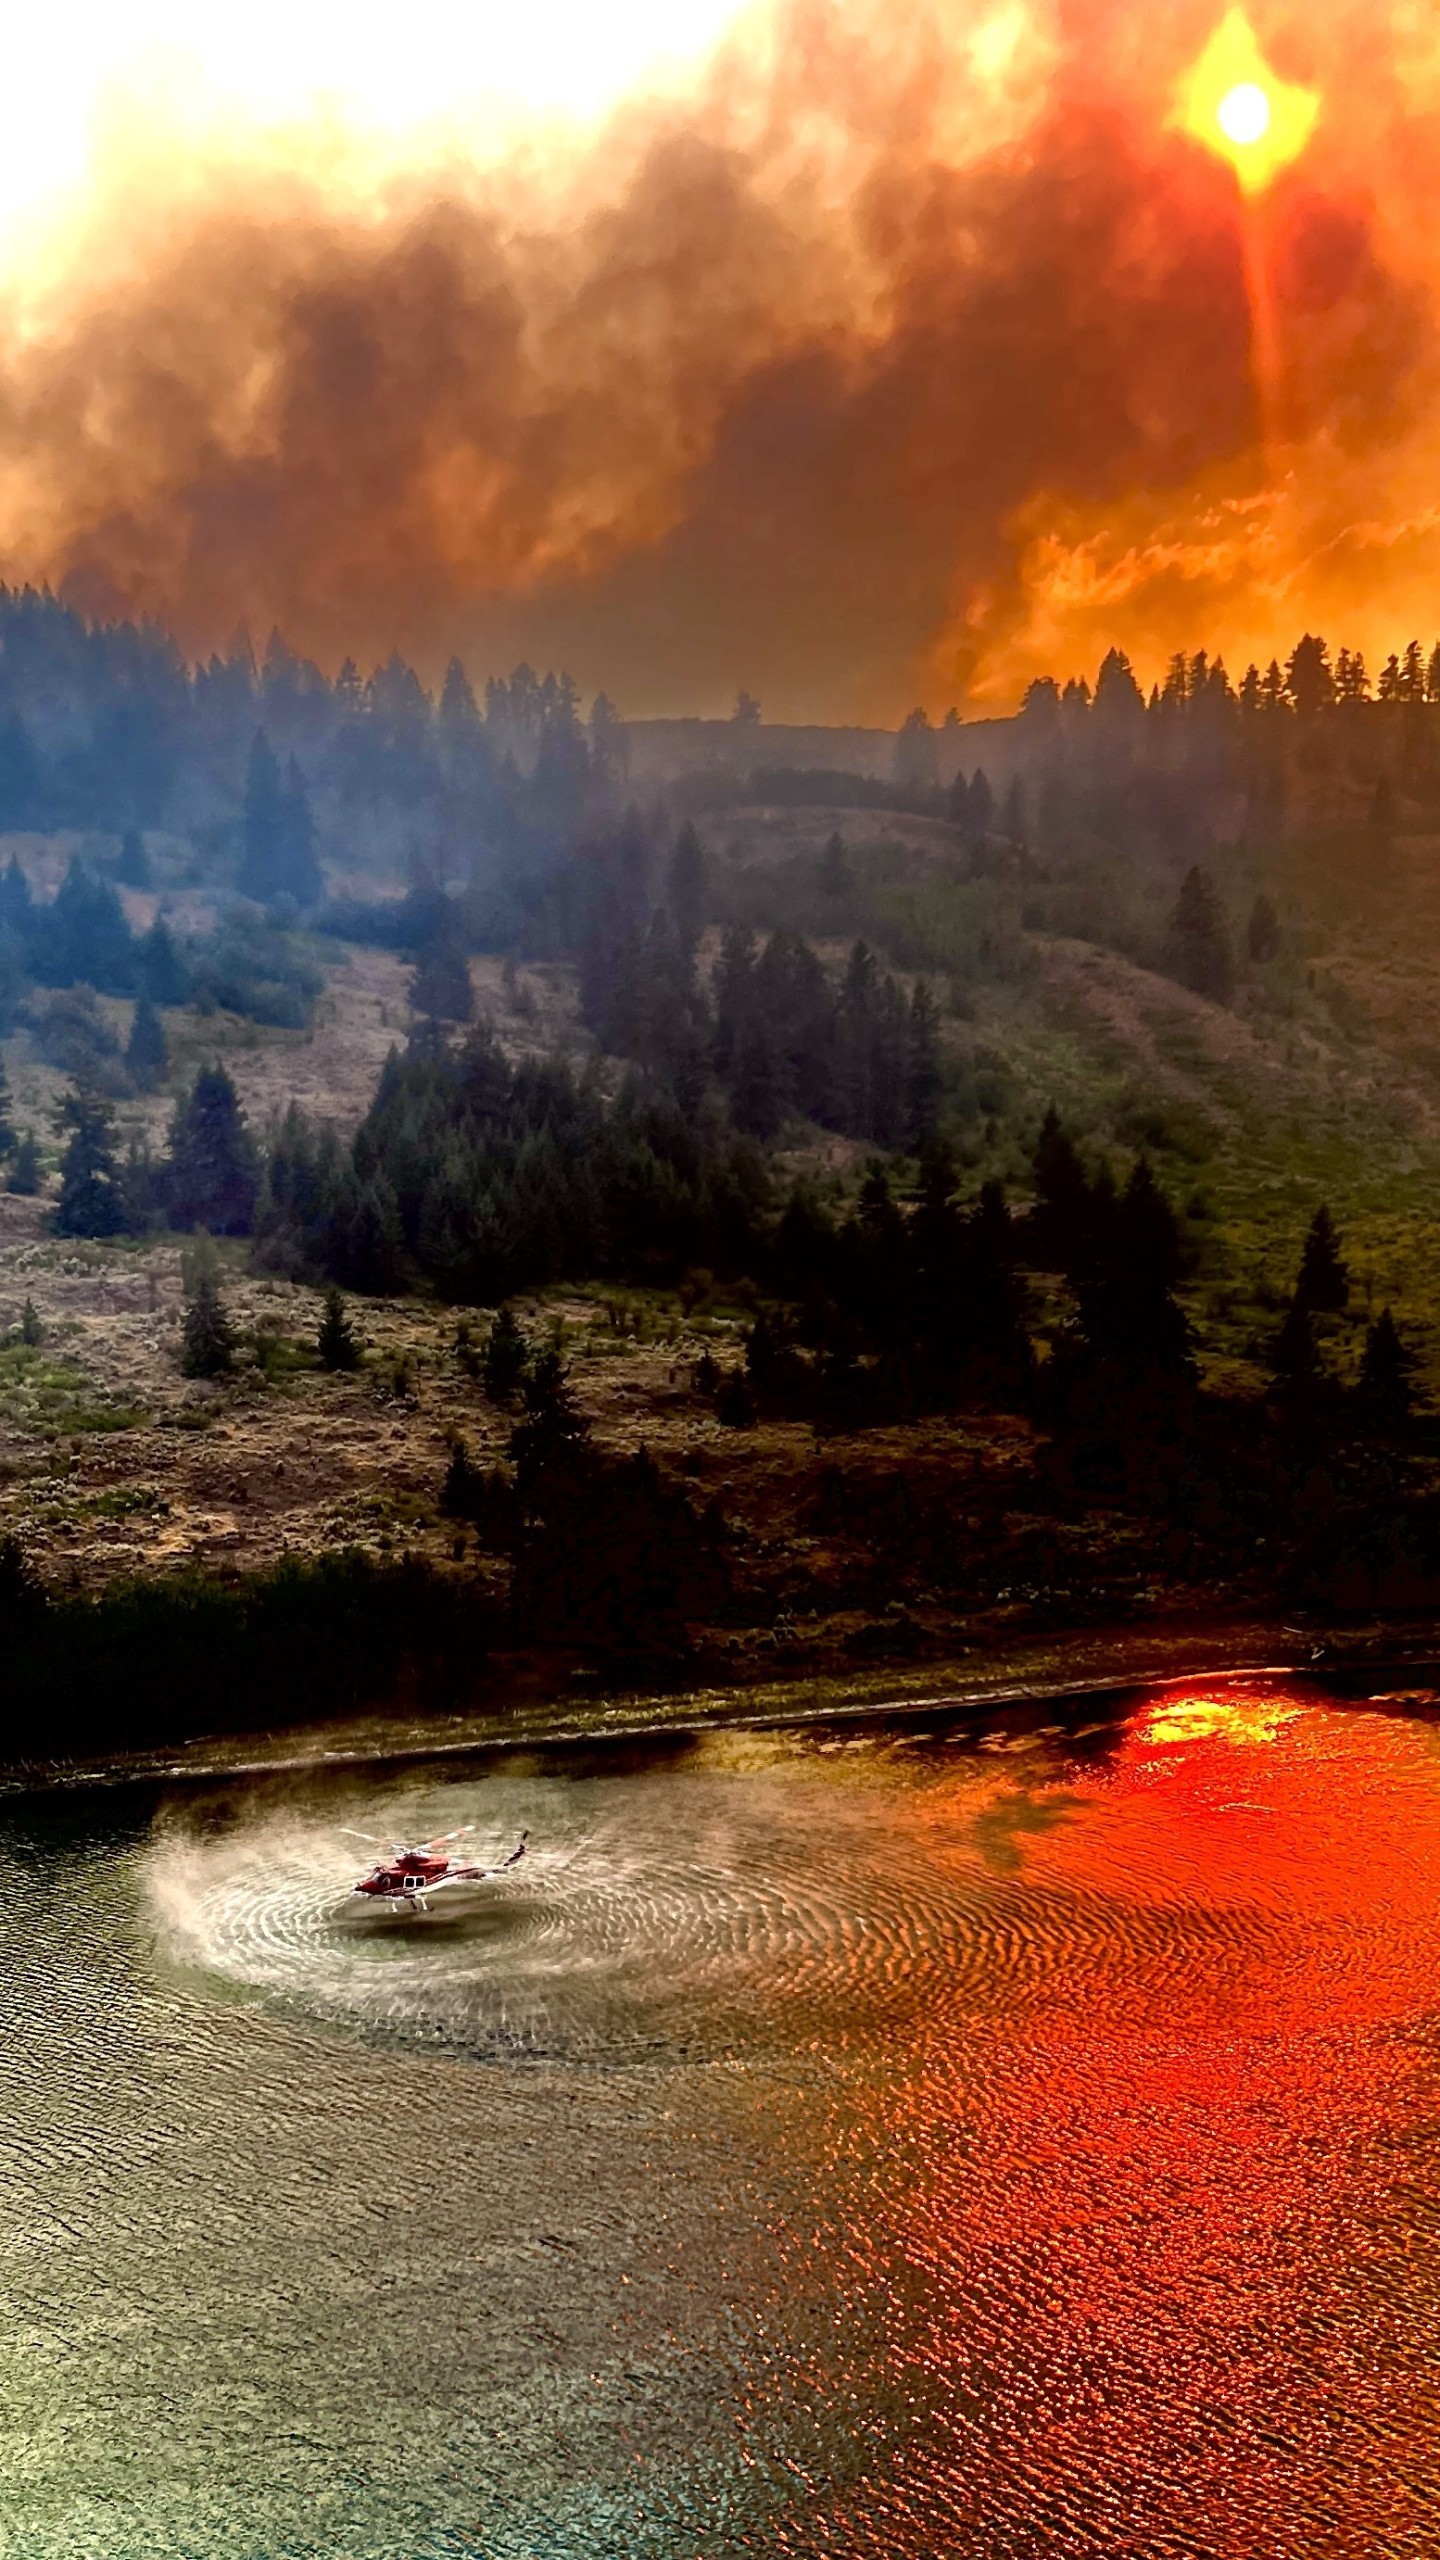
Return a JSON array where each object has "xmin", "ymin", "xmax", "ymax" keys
[{"xmin": 622, "ymin": 715, "xmax": 1022, "ymax": 786}]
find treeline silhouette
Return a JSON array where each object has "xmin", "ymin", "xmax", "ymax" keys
[
  {"xmin": 0, "ymin": 1543, "xmax": 501, "ymax": 1747},
  {"xmin": 0, "ymin": 588, "xmax": 608, "ymax": 871}
]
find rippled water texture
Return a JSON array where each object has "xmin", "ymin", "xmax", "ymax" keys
[{"xmin": 5, "ymin": 1685, "xmax": 1440, "ymax": 2556}]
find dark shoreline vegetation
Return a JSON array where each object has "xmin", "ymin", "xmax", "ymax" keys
[{"xmin": 7, "ymin": 599, "xmax": 1440, "ymax": 1750}]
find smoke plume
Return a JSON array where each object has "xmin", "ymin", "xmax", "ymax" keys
[{"xmin": 1, "ymin": 0, "xmax": 1435, "ymax": 713}]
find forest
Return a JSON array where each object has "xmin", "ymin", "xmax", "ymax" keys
[{"xmin": 2, "ymin": 588, "xmax": 1440, "ymax": 1737}]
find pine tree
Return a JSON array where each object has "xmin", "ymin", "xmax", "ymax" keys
[
  {"xmin": 1270, "ymin": 1293, "xmax": 1319, "ymax": 1398},
  {"xmin": 317, "ymin": 1286, "xmax": 362, "ymax": 1371},
  {"xmin": 19, "ymin": 1297, "xmax": 40, "ymax": 1345},
  {"xmin": 240, "ymin": 731, "xmax": 285, "ymax": 902},
  {"xmin": 904, "ymin": 983, "xmax": 944, "ymax": 1151},
  {"xmin": 410, "ymin": 937, "xmax": 473, "ymax": 1023},
  {"xmin": 1031, "ymin": 1106, "xmax": 1090, "ymax": 1264},
  {"xmin": 893, "ymin": 708, "xmax": 939, "ymax": 792},
  {"xmin": 139, "ymin": 918, "xmax": 190, "ymax": 1006},
  {"xmin": 441, "ymin": 1435, "xmax": 488, "ymax": 1519},
  {"xmin": 1358, "ymin": 1308, "xmax": 1419, "ymax": 1426},
  {"xmin": 41, "ymin": 860, "xmax": 136, "ymax": 993},
  {"xmin": 164, "ymin": 1065, "xmax": 259, "ymax": 1234},
  {"xmin": 239, "ymin": 733, "xmax": 321, "ymax": 906},
  {"xmin": 1295, "ymin": 1205, "xmax": 1348, "ymax": 1314},
  {"xmin": 1247, "ymin": 892, "xmax": 1281, "ymax": 963},
  {"xmin": 0, "ymin": 1055, "xmax": 14, "ymax": 1157},
  {"xmin": 968, "ymin": 769, "xmax": 995, "ymax": 835},
  {"xmin": 54, "ymin": 1090, "xmax": 128, "ymax": 1237},
  {"xmin": 0, "ymin": 1533, "xmax": 44, "ymax": 1626},
  {"xmin": 125, "ymin": 993, "xmax": 168, "ymax": 1093},
  {"xmin": 180, "ymin": 1234, "xmax": 236, "ymax": 1378},
  {"xmin": 482, "ymin": 1304, "xmax": 529, "ymax": 1404},
  {"xmin": 7, "ymin": 1130, "xmax": 39, "ymax": 1195},
  {"xmin": 282, "ymin": 756, "xmax": 324, "ymax": 907},
  {"xmin": 667, "ymin": 822, "xmax": 706, "ymax": 960},
  {"xmin": 509, "ymin": 1348, "xmax": 590, "ymax": 1496},
  {"xmin": 1119, "ymin": 1156, "xmax": 1182, "ymax": 1289},
  {"xmin": 1166, "ymin": 866, "xmax": 1234, "ymax": 1002}
]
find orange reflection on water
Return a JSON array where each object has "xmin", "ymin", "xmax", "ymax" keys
[
  {"xmin": 1140, "ymin": 1683, "xmax": 1303, "ymax": 1750},
  {"xmin": 801, "ymin": 1692, "xmax": 1440, "ymax": 2555}
]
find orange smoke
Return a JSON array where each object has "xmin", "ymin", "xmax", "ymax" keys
[{"xmin": 0, "ymin": 0, "xmax": 1434, "ymax": 716}]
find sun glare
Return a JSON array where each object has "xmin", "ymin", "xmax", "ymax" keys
[
  {"xmin": 1141, "ymin": 1690, "xmax": 1302, "ymax": 1750},
  {"xmin": 1217, "ymin": 81, "xmax": 1270, "ymax": 148},
  {"xmin": 1173, "ymin": 9, "xmax": 1318, "ymax": 193}
]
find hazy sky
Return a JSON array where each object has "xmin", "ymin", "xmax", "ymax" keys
[{"xmin": 0, "ymin": 0, "xmax": 1432, "ymax": 719}]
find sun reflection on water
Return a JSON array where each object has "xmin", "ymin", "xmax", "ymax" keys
[{"xmin": 1140, "ymin": 1686, "xmax": 1304, "ymax": 1749}]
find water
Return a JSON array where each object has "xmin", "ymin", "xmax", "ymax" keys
[{"xmin": 5, "ymin": 1682, "xmax": 1440, "ymax": 2557}]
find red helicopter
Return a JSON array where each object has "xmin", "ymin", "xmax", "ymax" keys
[{"xmin": 340, "ymin": 1823, "xmax": 528, "ymax": 1917}]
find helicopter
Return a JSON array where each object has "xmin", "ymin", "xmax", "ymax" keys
[{"xmin": 340, "ymin": 1823, "xmax": 528, "ymax": 1917}]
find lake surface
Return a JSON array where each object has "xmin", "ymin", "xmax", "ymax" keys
[{"xmin": 5, "ymin": 1680, "xmax": 1440, "ymax": 2557}]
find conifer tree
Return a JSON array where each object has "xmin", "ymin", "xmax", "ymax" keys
[
  {"xmin": 667, "ymin": 821, "xmax": 706, "ymax": 961},
  {"xmin": 1295, "ymin": 1205, "xmax": 1348, "ymax": 1314},
  {"xmin": 239, "ymin": 734, "xmax": 323, "ymax": 908},
  {"xmin": 0, "ymin": 1532, "xmax": 44, "ymax": 1626},
  {"xmin": 482, "ymin": 1304, "xmax": 529, "ymax": 1404},
  {"xmin": 164, "ymin": 1065, "xmax": 259, "ymax": 1234},
  {"xmin": 0, "ymin": 1054, "xmax": 14, "ymax": 1158},
  {"xmin": 968, "ymin": 769, "xmax": 995, "ymax": 835},
  {"xmin": 139, "ymin": 918, "xmax": 189, "ymax": 1007},
  {"xmin": 1000, "ymin": 777, "xmax": 1027, "ymax": 846},
  {"xmin": 1031, "ymin": 1107, "xmax": 1090, "ymax": 1264},
  {"xmin": 1166, "ymin": 866, "xmax": 1234, "ymax": 1002},
  {"xmin": 410, "ymin": 936, "xmax": 473, "ymax": 1023},
  {"xmin": 509, "ymin": 1348, "xmax": 590, "ymax": 1498},
  {"xmin": 440, "ymin": 1435, "xmax": 488, "ymax": 1519},
  {"xmin": 7, "ymin": 1130, "xmax": 39, "ymax": 1195},
  {"xmin": 39, "ymin": 860, "xmax": 136, "ymax": 993},
  {"xmin": 1270, "ymin": 1292, "xmax": 1319, "ymax": 1399},
  {"xmin": 125, "ymin": 993, "xmax": 168, "ymax": 1093},
  {"xmin": 904, "ymin": 983, "xmax": 944, "ymax": 1151},
  {"xmin": 19, "ymin": 1296, "xmax": 40, "ymax": 1346},
  {"xmin": 1358, "ymin": 1308, "xmax": 1418, "ymax": 1426},
  {"xmin": 180, "ymin": 1234, "xmax": 236, "ymax": 1378},
  {"xmin": 1119, "ymin": 1157, "xmax": 1182, "ymax": 1289},
  {"xmin": 317, "ymin": 1286, "xmax": 361, "ymax": 1371},
  {"xmin": 283, "ymin": 756, "xmax": 323, "ymax": 906},
  {"xmin": 54, "ymin": 1089, "xmax": 128, "ymax": 1237}
]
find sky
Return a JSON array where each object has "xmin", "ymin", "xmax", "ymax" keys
[{"xmin": 0, "ymin": 0, "xmax": 1434, "ymax": 719}]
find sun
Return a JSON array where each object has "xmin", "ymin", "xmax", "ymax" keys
[
  {"xmin": 1173, "ymin": 9, "xmax": 1318, "ymax": 193},
  {"xmin": 1217, "ymin": 82, "xmax": 1271, "ymax": 149}
]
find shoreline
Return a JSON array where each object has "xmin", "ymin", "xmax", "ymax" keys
[{"xmin": 9, "ymin": 1608, "xmax": 1440, "ymax": 1803}]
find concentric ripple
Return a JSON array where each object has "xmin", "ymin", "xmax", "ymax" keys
[
  {"xmin": 12, "ymin": 1689, "xmax": 1440, "ymax": 2559},
  {"xmin": 145, "ymin": 1716, "xmax": 1329, "ymax": 2065}
]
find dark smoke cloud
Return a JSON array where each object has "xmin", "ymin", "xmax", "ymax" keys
[{"xmin": 2, "ymin": 0, "xmax": 1431, "ymax": 713}]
